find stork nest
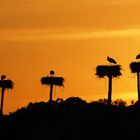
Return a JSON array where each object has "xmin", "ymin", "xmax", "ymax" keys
[
  {"xmin": 41, "ymin": 76, "xmax": 64, "ymax": 86},
  {"xmin": 96, "ymin": 65, "xmax": 122, "ymax": 78},
  {"xmin": 0, "ymin": 80, "xmax": 14, "ymax": 89},
  {"xmin": 130, "ymin": 62, "xmax": 140, "ymax": 73}
]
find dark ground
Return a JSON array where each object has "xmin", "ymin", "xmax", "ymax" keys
[{"xmin": 0, "ymin": 97, "xmax": 140, "ymax": 140}]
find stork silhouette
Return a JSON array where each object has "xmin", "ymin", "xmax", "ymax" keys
[
  {"xmin": 107, "ymin": 56, "xmax": 117, "ymax": 64},
  {"xmin": 50, "ymin": 70, "xmax": 55, "ymax": 75},
  {"xmin": 136, "ymin": 53, "xmax": 140, "ymax": 59},
  {"xmin": 1, "ymin": 75, "xmax": 6, "ymax": 80}
]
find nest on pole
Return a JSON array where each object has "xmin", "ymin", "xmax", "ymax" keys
[
  {"xmin": 41, "ymin": 76, "xmax": 64, "ymax": 86},
  {"xmin": 0, "ymin": 80, "xmax": 14, "ymax": 89},
  {"xmin": 130, "ymin": 62, "xmax": 140, "ymax": 73},
  {"xmin": 96, "ymin": 65, "xmax": 122, "ymax": 78}
]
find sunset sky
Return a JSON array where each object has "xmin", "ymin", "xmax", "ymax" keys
[{"xmin": 1, "ymin": 0, "xmax": 140, "ymax": 114}]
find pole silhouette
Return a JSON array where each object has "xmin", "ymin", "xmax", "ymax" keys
[
  {"xmin": 137, "ymin": 72, "xmax": 140, "ymax": 100},
  {"xmin": 41, "ymin": 70, "xmax": 64, "ymax": 103},
  {"xmin": 108, "ymin": 75, "xmax": 112, "ymax": 105},
  {"xmin": 0, "ymin": 75, "xmax": 14, "ymax": 116},
  {"xmin": 1, "ymin": 87, "xmax": 5, "ymax": 116},
  {"xmin": 50, "ymin": 83, "xmax": 53, "ymax": 102},
  {"xmin": 96, "ymin": 61, "xmax": 122, "ymax": 105},
  {"xmin": 130, "ymin": 62, "xmax": 140, "ymax": 101}
]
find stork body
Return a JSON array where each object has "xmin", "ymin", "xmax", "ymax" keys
[
  {"xmin": 50, "ymin": 70, "xmax": 55, "ymax": 75},
  {"xmin": 136, "ymin": 53, "xmax": 140, "ymax": 59},
  {"xmin": 1, "ymin": 75, "xmax": 6, "ymax": 80},
  {"xmin": 107, "ymin": 56, "xmax": 117, "ymax": 64}
]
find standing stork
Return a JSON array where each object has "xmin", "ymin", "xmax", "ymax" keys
[
  {"xmin": 107, "ymin": 56, "xmax": 117, "ymax": 64},
  {"xmin": 136, "ymin": 53, "xmax": 140, "ymax": 59},
  {"xmin": 1, "ymin": 75, "xmax": 6, "ymax": 80}
]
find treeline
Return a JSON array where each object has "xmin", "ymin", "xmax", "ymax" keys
[
  {"xmin": 0, "ymin": 97, "xmax": 140, "ymax": 140},
  {"xmin": 0, "ymin": 97, "xmax": 137, "ymax": 121},
  {"xmin": 8, "ymin": 97, "xmax": 128, "ymax": 118}
]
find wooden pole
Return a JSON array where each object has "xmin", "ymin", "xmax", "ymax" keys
[
  {"xmin": 0, "ymin": 88, "xmax": 5, "ymax": 116},
  {"xmin": 49, "ymin": 84, "xmax": 53, "ymax": 103},
  {"xmin": 137, "ymin": 72, "xmax": 140, "ymax": 101},
  {"xmin": 108, "ymin": 75, "xmax": 112, "ymax": 105}
]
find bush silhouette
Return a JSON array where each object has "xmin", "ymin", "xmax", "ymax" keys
[{"xmin": 0, "ymin": 97, "xmax": 140, "ymax": 140}]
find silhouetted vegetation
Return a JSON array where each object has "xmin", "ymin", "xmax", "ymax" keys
[{"xmin": 0, "ymin": 97, "xmax": 140, "ymax": 140}]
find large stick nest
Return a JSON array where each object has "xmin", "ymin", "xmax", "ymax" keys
[
  {"xmin": 41, "ymin": 76, "xmax": 64, "ymax": 86},
  {"xmin": 130, "ymin": 62, "xmax": 140, "ymax": 73},
  {"xmin": 96, "ymin": 65, "xmax": 122, "ymax": 78},
  {"xmin": 0, "ymin": 80, "xmax": 14, "ymax": 89}
]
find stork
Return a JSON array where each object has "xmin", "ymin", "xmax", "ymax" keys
[
  {"xmin": 136, "ymin": 53, "xmax": 140, "ymax": 59},
  {"xmin": 50, "ymin": 70, "xmax": 55, "ymax": 75},
  {"xmin": 107, "ymin": 56, "xmax": 117, "ymax": 64},
  {"xmin": 1, "ymin": 75, "xmax": 6, "ymax": 80}
]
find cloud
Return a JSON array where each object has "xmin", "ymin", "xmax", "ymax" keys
[
  {"xmin": 106, "ymin": 0, "xmax": 140, "ymax": 5},
  {"xmin": 1, "ymin": 28, "xmax": 140, "ymax": 41}
]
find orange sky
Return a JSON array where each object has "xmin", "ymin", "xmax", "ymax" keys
[{"xmin": 1, "ymin": 0, "xmax": 140, "ymax": 114}]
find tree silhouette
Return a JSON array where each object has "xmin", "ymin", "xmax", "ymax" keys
[
  {"xmin": 112, "ymin": 99, "xmax": 127, "ymax": 107},
  {"xmin": 96, "ymin": 64, "xmax": 122, "ymax": 105},
  {"xmin": 41, "ymin": 70, "xmax": 64, "ymax": 103},
  {"xmin": 130, "ymin": 62, "xmax": 140, "ymax": 101},
  {"xmin": 64, "ymin": 97, "xmax": 86, "ymax": 106},
  {"xmin": 0, "ymin": 75, "xmax": 14, "ymax": 116}
]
